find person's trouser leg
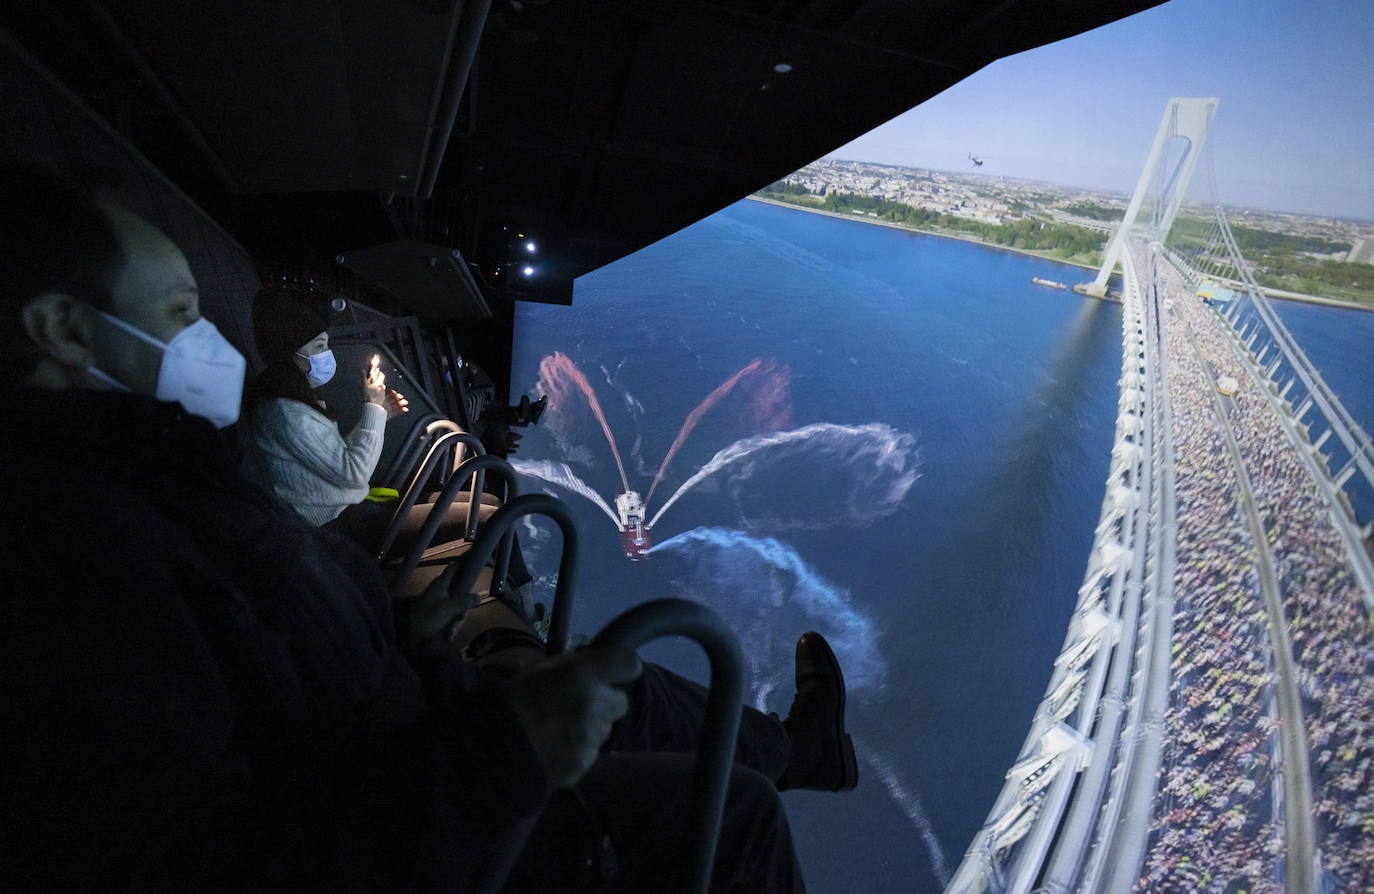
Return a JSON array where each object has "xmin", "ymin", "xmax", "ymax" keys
[
  {"xmin": 503, "ymin": 754, "xmax": 805, "ymax": 894},
  {"xmin": 611, "ymin": 662, "xmax": 791, "ymax": 782},
  {"xmin": 321, "ymin": 500, "xmax": 393, "ymax": 550}
]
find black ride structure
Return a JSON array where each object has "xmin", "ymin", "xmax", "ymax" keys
[{"xmin": 1, "ymin": 0, "xmax": 1166, "ymax": 889}]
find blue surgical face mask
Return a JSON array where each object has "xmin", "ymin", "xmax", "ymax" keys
[
  {"xmin": 87, "ymin": 311, "xmax": 246, "ymax": 428},
  {"xmin": 296, "ymin": 348, "xmax": 337, "ymax": 387}
]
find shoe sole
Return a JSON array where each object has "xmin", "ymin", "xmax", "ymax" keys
[{"xmin": 814, "ymin": 635, "xmax": 859, "ymax": 792}]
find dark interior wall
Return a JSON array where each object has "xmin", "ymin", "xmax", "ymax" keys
[{"xmin": 1, "ymin": 32, "xmax": 263, "ymax": 367}]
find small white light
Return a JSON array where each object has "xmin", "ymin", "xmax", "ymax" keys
[
  {"xmin": 772, "ymin": 63, "xmax": 792, "ymax": 74},
  {"xmin": 522, "ymin": 266, "xmax": 535, "ymax": 276},
  {"xmin": 526, "ymin": 241, "xmax": 537, "ymax": 252}
]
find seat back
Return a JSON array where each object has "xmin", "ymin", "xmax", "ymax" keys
[
  {"xmin": 388, "ymin": 453, "xmax": 521, "ymax": 598},
  {"xmin": 376, "ymin": 428, "xmax": 487, "ymax": 561}
]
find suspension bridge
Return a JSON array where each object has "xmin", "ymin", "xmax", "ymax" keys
[{"xmin": 946, "ymin": 98, "xmax": 1374, "ymax": 894}]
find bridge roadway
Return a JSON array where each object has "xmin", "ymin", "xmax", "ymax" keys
[
  {"xmin": 1140, "ymin": 237, "xmax": 1374, "ymax": 889},
  {"xmin": 1131, "ymin": 236, "xmax": 1374, "ymax": 891},
  {"xmin": 1160, "ymin": 251, "xmax": 1316, "ymax": 892}
]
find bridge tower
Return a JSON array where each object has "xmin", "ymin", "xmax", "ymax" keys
[{"xmin": 1084, "ymin": 97, "xmax": 1218, "ymax": 297}]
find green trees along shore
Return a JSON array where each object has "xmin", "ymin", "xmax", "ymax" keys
[
  {"xmin": 759, "ymin": 183, "xmax": 1105, "ymax": 266},
  {"xmin": 758, "ymin": 182, "xmax": 1374, "ymax": 308}
]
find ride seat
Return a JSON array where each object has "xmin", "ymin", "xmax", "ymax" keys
[{"xmin": 385, "ymin": 537, "xmax": 481, "ymax": 600}]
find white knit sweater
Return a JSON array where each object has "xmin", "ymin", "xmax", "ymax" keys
[{"xmin": 241, "ymin": 398, "xmax": 388, "ymax": 526}]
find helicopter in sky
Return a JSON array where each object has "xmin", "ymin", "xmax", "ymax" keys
[{"xmin": 969, "ymin": 152, "xmax": 985, "ymax": 167}]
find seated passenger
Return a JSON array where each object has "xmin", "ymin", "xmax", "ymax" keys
[
  {"xmin": 241, "ymin": 285, "xmax": 494, "ymax": 554},
  {"xmin": 1, "ymin": 161, "xmax": 857, "ymax": 893}
]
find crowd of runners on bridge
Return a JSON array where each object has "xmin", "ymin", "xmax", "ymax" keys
[
  {"xmin": 1136, "ymin": 244, "xmax": 1282, "ymax": 892},
  {"xmin": 1133, "ymin": 246, "xmax": 1374, "ymax": 891}
]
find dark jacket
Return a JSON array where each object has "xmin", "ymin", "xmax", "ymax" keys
[{"xmin": 0, "ymin": 389, "xmax": 548, "ymax": 892}]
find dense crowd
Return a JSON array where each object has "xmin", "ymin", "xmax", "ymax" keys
[
  {"xmin": 1141, "ymin": 249, "xmax": 1374, "ymax": 890},
  {"xmin": 1137, "ymin": 245, "xmax": 1283, "ymax": 892},
  {"xmin": 1168, "ymin": 260, "xmax": 1374, "ymax": 889}
]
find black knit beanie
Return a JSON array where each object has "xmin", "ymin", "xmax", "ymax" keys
[{"xmin": 251, "ymin": 286, "xmax": 329, "ymax": 366}]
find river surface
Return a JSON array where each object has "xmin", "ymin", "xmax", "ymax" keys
[{"xmin": 508, "ymin": 198, "xmax": 1372, "ymax": 892}]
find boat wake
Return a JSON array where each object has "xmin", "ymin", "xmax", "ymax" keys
[
  {"xmin": 648, "ymin": 526, "xmax": 887, "ymax": 698},
  {"xmin": 857, "ymin": 741, "xmax": 951, "ymax": 888}
]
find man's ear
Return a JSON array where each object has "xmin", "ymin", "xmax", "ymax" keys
[{"xmin": 20, "ymin": 293, "xmax": 96, "ymax": 368}]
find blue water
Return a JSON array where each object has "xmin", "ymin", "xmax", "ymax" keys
[
  {"xmin": 1271, "ymin": 301, "xmax": 1374, "ymax": 429},
  {"xmin": 508, "ymin": 199, "xmax": 1371, "ymax": 892},
  {"xmin": 1270, "ymin": 300, "xmax": 1374, "ymax": 517}
]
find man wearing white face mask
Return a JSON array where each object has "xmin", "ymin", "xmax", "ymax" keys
[
  {"xmin": 18, "ymin": 192, "xmax": 246, "ymax": 426},
  {"xmin": 85, "ymin": 309, "xmax": 245, "ymax": 428}
]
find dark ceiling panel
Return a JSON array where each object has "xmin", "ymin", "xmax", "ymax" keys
[
  {"xmin": 103, "ymin": 0, "xmax": 470, "ymax": 192},
  {"xmin": 1, "ymin": 0, "xmax": 1162, "ymax": 305},
  {"xmin": 462, "ymin": 0, "xmax": 1019, "ymax": 277}
]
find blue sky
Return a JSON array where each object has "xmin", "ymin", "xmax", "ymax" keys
[{"xmin": 826, "ymin": 0, "xmax": 1374, "ymax": 220}]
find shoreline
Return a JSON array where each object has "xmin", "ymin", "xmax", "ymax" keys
[
  {"xmin": 746, "ymin": 195, "xmax": 1374, "ymax": 314},
  {"xmin": 746, "ymin": 194, "xmax": 1107, "ymax": 274},
  {"xmin": 1205, "ymin": 277, "xmax": 1373, "ymax": 314}
]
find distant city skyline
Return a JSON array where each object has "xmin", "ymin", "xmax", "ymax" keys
[{"xmin": 826, "ymin": 0, "xmax": 1373, "ymax": 221}]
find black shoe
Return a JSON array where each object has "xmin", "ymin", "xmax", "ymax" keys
[{"xmin": 776, "ymin": 632, "xmax": 858, "ymax": 792}]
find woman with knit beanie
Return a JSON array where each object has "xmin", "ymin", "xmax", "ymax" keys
[{"xmin": 240, "ymin": 284, "xmax": 495, "ymax": 553}]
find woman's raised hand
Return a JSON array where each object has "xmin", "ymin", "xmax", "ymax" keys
[
  {"xmin": 364, "ymin": 367, "xmax": 387, "ymax": 407},
  {"xmin": 384, "ymin": 389, "xmax": 410, "ymax": 419}
]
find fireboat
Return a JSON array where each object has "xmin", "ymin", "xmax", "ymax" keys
[{"xmin": 615, "ymin": 490, "xmax": 654, "ymax": 560}]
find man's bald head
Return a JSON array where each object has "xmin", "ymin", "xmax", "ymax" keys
[
  {"xmin": 3, "ymin": 160, "xmax": 202, "ymax": 395},
  {"xmin": 75, "ymin": 204, "xmax": 203, "ymax": 396},
  {"xmin": 101, "ymin": 204, "xmax": 200, "ymax": 341},
  {"xmin": 104, "ymin": 204, "xmax": 185, "ymax": 282}
]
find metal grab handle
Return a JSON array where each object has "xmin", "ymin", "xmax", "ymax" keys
[
  {"xmin": 405, "ymin": 423, "xmax": 480, "ymax": 499},
  {"xmin": 411, "ymin": 494, "xmax": 578, "ymax": 652},
  {"xmin": 377, "ymin": 428, "xmax": 486, "ymax": 561},
  {"xmin": 381, "ymin": 412, "xmax": 444, "ymax": 490},
  {"xmin": 389, "ymin": 454, "xmax": 520, "ymax": 596},
  {"xmin": 589, "ymin": 599, "xmax": 745, "ymax": 894}
]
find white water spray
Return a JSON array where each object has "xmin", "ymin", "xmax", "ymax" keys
[
  {"xmin": 648, "ymin": 526, "xmax": 886, "ymax": 691},
  {"xmin": 648, "ymin": 423, "xmax": 917, "ymax": 530},
  {"xmin": 510, "ymin": 459, "xmax": 620, "ymax": 527}
]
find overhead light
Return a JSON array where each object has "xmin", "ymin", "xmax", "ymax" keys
[
  {"xmin": 522, "ymin": 266, "xmax": 535, "ymax": 277},
  {"xmin": 526, "ymin": 241, "xmax": 537, "ymax": 252},
  {"xmin": 772, "ymin": 63, "xmax": 793, "ymax": 73}
]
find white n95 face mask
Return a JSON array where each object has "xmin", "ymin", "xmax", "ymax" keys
[
  {"xmin": 297, "ymin": 348, "xmax": 337, "ymax": 387},
  {"xmin": 90, "ymin": 311, "xmax": 246, "ymax": 428}
]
